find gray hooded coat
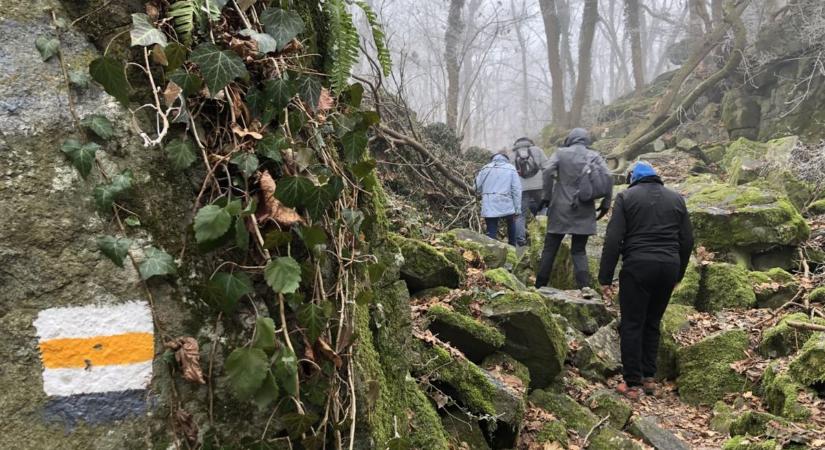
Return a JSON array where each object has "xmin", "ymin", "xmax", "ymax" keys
[{"xmin": 542, "ymin": 128, "xmax": 612, "ymax": 236}]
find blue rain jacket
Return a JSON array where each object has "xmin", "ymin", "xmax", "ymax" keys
[{"xmin": 476, "ymin": 154, "xmax": 522, "ymax": 218}]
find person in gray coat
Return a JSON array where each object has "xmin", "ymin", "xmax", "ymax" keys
[
  {"xmin": 509, "ymin": 137, "xmax": 549, "ymax": 246},
  {"xmin": 535, "ymin": 128, "xmax": 611, "ymax": 289}
]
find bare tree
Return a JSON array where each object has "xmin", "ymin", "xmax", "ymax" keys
[
  {"xmin": 538, "ymin": 0, "xmax": 567, "ymax": 124},
  {"xmin": 568, "ymin": 0, "xmax": 599, "ymax": 127},
  {"xmin": 624, "ymin": 0, "xmax": 645, "ymax": 93},
  {"xmin": 445, "ymin": 0, "xmax": 466, "ymax": 131}
]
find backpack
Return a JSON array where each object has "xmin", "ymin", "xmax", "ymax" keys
[
  {"xmin": 514, "ymin": 148, "xmax": 540, "ymax": 178},
  {"xmin": 576, "ymin": 154, "xmax": 613, "ymax": 203}
]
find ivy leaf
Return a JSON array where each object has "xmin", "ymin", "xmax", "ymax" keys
[
  {"xmin": 168, "ymin": 70, "xmax": 203, "ymax": 97},
  {"xmin": 60, "ymin": 139, "xmax": 99, "ymax": 178},
  {"xmin": 304, "ymin": 176, "xmax": 343, "ymax": 220},
  {"xmin": 230, "ymin": 152, "xmax": 259, "ymax": 179},
  {"xmin": 165, "ymin": 138, "xmax": 197, "ymax": 169},
  {"xmin": 240, "ymin": 29, "xmax": 279, "ymax": 54},
  {"xmin": 89, "ymin": 56, "xmax": 130, "ymax": 106},
  {"xmin": 235, "ymin": 215, "xmax": 250, "ymax": 250},
  {"xmin": 224, "ymin": 347, "xmax": 269, "ymax": 400},
  {"xmin": 138, "ymin": 246, "xmax": 177, "ymax": 279},
  {"xmin": 272, "ymin": 347, "xmax": 298, "ymax": 397},
  {"xmin": 260, "ymin": 7, "xmax": 305, "ymax": 50},
  {"xmin": 93, "ymin": 170, "xmax": 133, "ymax": 211},
  {"xmin": 341, "ymin": 209, "xmax": 365, "ymax": 236},
  {"xmin": 124, "ymin": 216, "xmax": 141, "ymax": 227},
  {"xmin": 350, "ymin": 159, "xmax": 376, "ymax": 179},
  {"xmin": 208, "ymin": 272, "xmax": 252, "ymax": 313},
  {"xmin": 69, "ymin": 70, "xmax": 92, "ymax": 89},
  {"xmin": 256, "ymin": 134, "xmax": 287, "ymax": 162},
  {"xmin": 275, "ymin": 176, "xmax": 314, "ymax": 208},
  {"xmin": 297, "ymin": 302, "xmax": 330, "ymax": 343},
  {"xmin": 281, "ymin": 412, "xmax": 318, "ymax": 439},
  {"xmin": 164, "ymin": 42, "xmax": 187, "ymax": 72},
  {"xmin": 296, "ymin": 225, "xmax": 327, "ymax": 251},
  {"xmin": 264, "ymin": 256, "xmax": 301, "ymax": 294},
  {"xmin": 252, "ymin": 316, "xmax": 276, "ymax": 354},
  {"xmin": 96, "ymin": 235, "xmax": 132, "ymax": 267},
  {"xmin": 341, "ymin": 130, "xmax": 367, "ymax": 163},
  {"xmin": 81, "ymin": 114, "xmax": 115, "ymax": 139},
  {"xmin": 190, "ymin": 43, "xmax": 248, "ymax": 96},
  {"xmin": 35, "ymin": 36, "xmax": 59, "ymax": 61},
  {"xmin": 264, "ymin": 77, "xmax": 296, "ymax": 110},
  {"xmin": 296, "ymin": 75, "xmax": 322, "ymax": 110},
  {"xmin": 194, "ymin": 204, "xmax": 232, "ymax": 243},
  {"xmin": 130, "ymin": 13, "xmax": 168, "ymax": 47},
  {"xmin": 343, "ymin": 83, "xmax": 364, "ymax": 108},
  {"xmin": 252, "ymin": 371, "xmax": 280, "ymax": 410}
]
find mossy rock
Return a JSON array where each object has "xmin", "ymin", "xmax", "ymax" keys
[
  {"xmin": 749, "ymin": 268, "xmax": 799, "ymax": 309},
  {"xmin": 390, "ymin": 233, "xmax": 463, "ymax": 293},
  {"xmin": 759, "ymin": 313, "xmax": 825, "ymax": 358},
  {"xmin": 514, "ymin": 216, "xmax": 548, "ymax": 283},
  {"xmin": 536, "ymin": 420, "xmax": 568, "ymax": 447},
  {"xmin": 700, "ymin": 263, "xmax": 757, "ymax": 312},
  {"xmin": 440, "ymin": 409, "xmax": 491, "ymax": 450},
  {"xmin": 676, "ymin": 329, "xmax": 750, "ymax": 405},
  {"xmin": 710, "ymin": 401, "xmax": 735, "ymax": 434},
  {"xmin": 808, "ymin": 286, "xmax": 825, "ymax": 303},
  {"xmin": 574, "ymin": 320, "xmax": 622, "ymax": 381},
  {"xmin": 426, "ymin": 305, "xmax": 504, "ymax": 362},
  {"xmin": 788, "ymin": 333, "xmax": 825, "ymax": 387},
  {"xmin": 762, "ymin": 363, "xmax": 812, "ymax": 421},
  {"xmin": 587, "ymin": 390, "xmax": 632, "ymax": 429},
  {"xmin": 588, "ymin": 427, "xmax": 643, "ymax": 450},
  {"xmin": 483, "ymin": 292, "xmax": 567, "ymax": 388},
  {"xmin": 722, "ymin": 436, "xmax": 779, "ymax": 450},
  {"xmin": 705, "ymin": 145, "xmax": 727, "ymax": 163},
  {"xmin": 685, "ymin": 180, "xmax": 810, "ymax": 252},
  {"xmin": 484, "ymin": 267, "xmax": 526, "ymax": 291},
  {"xmin": 411, "ymin": 286, "xmax": 452, "ymax": 299},
  {"xmin": 729, "ymin": 410, "xmax": 790, "ymax": 437},
  {"xmin": 538, "ymin": 287, "xmax": 612, "ymax": 334},
  {"xmin": 657, "ymin": 304, "xmax": 696, "ymax": 380},
  {"xmin": 671, "ymin": 260, "xmax": 701, "ymax": 306},
  {"xmin": 441, "ymin": 228, "xmax": 512, "ymax": 269},
  {"xmin": 481, "ymin": 352, "xmax": 531, "ymax": 389},
  {"xmin": 808, "ymin": 198, "xmax": 825, "ymax": 215}
]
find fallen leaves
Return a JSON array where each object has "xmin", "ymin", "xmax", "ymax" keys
[
  {"xmin": 256, "ymin": 170, "xmax": 304, "ymax": 226},
  {"xmin": 165, "ymin": 337, "xmax": 206, "ymax": 384}
]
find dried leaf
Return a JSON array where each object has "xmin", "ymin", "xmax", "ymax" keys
[
  {"xmin": 317, "ymin": 87, "xmax": 334, "ymax": 112},
  {"xmin": 316, "ymin": 337, "xmax": 342, "ymax": 368},
  {"xmin": 175, "ymin": 408, "xmax": 198, "ymax": 446},
  {"xmin": 163, "ymin": 81, "xmax": 182, "ymax": 105},
  {"xmin": 165, "ymin": 337, "xmax": 206, "ymax": 384},
  {"xmin": 256, "ymin": 170, "xmax": 304, "ymax": 226},
  {"xmin": 231, "ymin": 123, "xmax": 263, "ymax": 140}
]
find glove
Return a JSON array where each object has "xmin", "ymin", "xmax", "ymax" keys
[{"xmin": 596, "ymin": 207, "xmax": 609, "ymax": 220}]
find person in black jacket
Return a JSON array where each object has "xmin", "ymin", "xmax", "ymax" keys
[{"xmin": 598, "ymin": 161, "xmax": 694, "ymax": 400}]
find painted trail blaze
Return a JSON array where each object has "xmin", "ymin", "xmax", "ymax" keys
[{"xmin": 33, "ymin": 301, "xmax": 154, "ymax": 425}]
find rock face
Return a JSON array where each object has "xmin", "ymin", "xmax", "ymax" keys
[
  {"xmin": 759, "ymin": 313, "xmax": 824, "ymax": 358},
  {"xmin": 538, "ymin": 288, "xmax": 612, "ymax": 335},
  {"xmin": 392, "ymin": 234, "xmax": 463, "ymax": 292},
  {"xmin": 762, "ymin": 363, "xmax": 813, "ymax": 421},
  {"xmin": 676, "ymin": 329, "xmax": 750, "ymax": 405},
  {"xmin": 750, "ymin": 268, "xmax": 798, "ymax": 309},
  {"xmin": 574, "ymin": 320, "xmax": 622, "ymax": 381},
  {"xmin": 722, "ymin": 90, "xmax": 762, "ymax": 141}
]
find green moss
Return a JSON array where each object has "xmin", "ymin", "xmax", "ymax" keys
[
  {"xmin": 700, "ymin": 263, "xmax": 756, "ymax": 312},
  {"xmin": 528, "ymin": 390, "xmax": 600, "ymax": 434},
  {"xmin": 389, "ymin": 233, "xmax": 463, "ymax": 292},
  {"xmin": 440, "ymin": 410, "xmax": 490, "ymax": 450},
  {"xmin": 809, "ymin": 198, "xmax": 825, "ymax": 215},
  {"xmin": 762, "ymin": 363, "xmax": 812, "ymax": 421},
  {"xmin": 440, "ymin": 229, "xmax": 511, "ymax": 269},
  {"xmin": 722, "ymin": 436, "xmax": 779, "ymax": 450},
  {"xmin": 589, "ymin": 427, "xmax": 643, "ymax": 450},
  {"xmin": 482, "ymin": 352, "xmax": 531, "ymax": 388},
  {"xmin": 427, "ymin": 305, "xmax": 505, "ymax": 348},
  {"xmin": 411, "ymin": 286, "xmax": 452, "ymax": 299},
  {"xmin": 808, "ymin": 286, "xmax": 825, "ymax": 303},
  {"xmin": 671, "ymin": 261, "xmax": 701, "ymax": 306},
  {"xmin": 407, "ymin": 384, "xmax": 452, "ymax": 450},
  {"xmin": 710, "ymin": 402, "xmax": 735, "ymax": 434},
  {"xmin": 676, "ymin": 329, "xmax": 750, "ymax": 405},
  {"xmin": 484, "ymin": 267, "xmax": 526, "ymax": 291},
  {"xmin": 759, "ymin": 313, "xmax": 825, "ymax": 357},
  {"xmin": 729, "ymin": 410, "xmax": 789, "ymax": 437},
  {"xmin": 536, "ymin": 421, "xmax": 568, "ymax": 447},
  {"xmin": 788, "ymin": 333, "xmax": 825, "ymax": 386},
  {"xmin": 657, "ymin": 304, "xmax": 696, "ymax": 380},
  {"xmin": 750, "ymin": 268, "xmax": 798, "ymax": 309},
  {"xmin": 540, "ymin": 289, "xmax": 612, "ymax": 334},
  {"xmin": 587, "ymin": 390, "xmax": 632, "ymax": 429},
  {"xmin": 705, "ymin": 145, "xmax": 727, "ymax": 163}
]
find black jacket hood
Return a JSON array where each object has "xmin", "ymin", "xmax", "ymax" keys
[{"xmin": 564, "ymin": 128, "xmax": 592, "ymax": 147}]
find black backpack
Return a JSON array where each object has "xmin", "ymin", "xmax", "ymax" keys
[
  {"xmin": 514, "ymin": 148, "xmax": 540, "ymax": 178},
  {"xmin": 576, "ymin": 154, "xmax": 612, "ymax": 203}
]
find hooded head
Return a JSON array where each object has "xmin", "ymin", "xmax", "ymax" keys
[
  {"xmin": 513, "ymin": 137, "xmax": 533, "ymax": 149},
  {"xmin": 563, "ymin": 128, "xmax": 592, "ymax": 148},
  {"xmin": 491, "ymin": 149, "xmax": 510, "ymax": 162},
  {"xmin": 629, "ymin": 161, "xmax": 657, "ymax": 184}
]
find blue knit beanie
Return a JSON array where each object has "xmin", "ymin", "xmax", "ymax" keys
[{"xmin": 630, "ymin": 161, "xmax": 657, "ymax": 184}]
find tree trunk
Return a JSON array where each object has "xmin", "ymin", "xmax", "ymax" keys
[
  {"xmin": 567, "ymin": 0, "xmax": 599, "ymax": 127},
  {"xmin": 624, "ymin": 0, "xmax": 645, "ymax": 94},
  {"xmin": 512, "ymin": 0, "xmax": 530, "ymax": 134},
  {"xmin": 445, "ymin": 0, "xmax": 466, "ymax": 131},
  {"xmin": 538, "ymin": 0, "xmax": 567, "ymax": 125},
  {"xmin": 558, "ymin": 0, "xmax": 577, "ymax": 93}
]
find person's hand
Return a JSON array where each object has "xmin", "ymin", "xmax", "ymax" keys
[{"xmin": 601, "ymin": 284, "xmax": 617, "ymax": 303}]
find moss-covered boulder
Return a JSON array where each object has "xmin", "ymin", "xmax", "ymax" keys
[
  {"xmin": 722, "ymin": 436, "xmax": 779, "ymax": 450},
  {"xmin": 538, "ymin": 287, "xmax": 612, "ymax": 334},
  {"xmin": 750, "ymin": 268, "xmax": 798, "ymax": 309},
  {"xmin": 759, "ymin": 313, "xmax": 825, "ymax": 357},
  {"xmin": 676, "ymin": 329, "xmax": 750, "ymax": 405},
  {"xmin": 574, "ymin": 320, "xmax": 622, "ymax": 381},
  {"xmin": 699, "ymin": 263, "xmax": 757, "ymax": 312},
  {"xmin": 391, "ymin": 234, "xmax": 463, "ymax": 293},
  {"xmin": 729, "ymin": 410, "xmax": 790, "ymax": 437},
  {"xmin": 809, "ymin": 198, "xmax": 825, "ymax": 215},
  {"xmin": 482, "ymin": 292, "xmax": 567, "ymax": 388},
  {"xmin": 808, "ymin": 286, "xmax": 825, "ymax": 304},
  {"xmin": 481, "ymin": 352, "xmax": 531, "ymax": 389},
  {"xmin": 536, "ymin": 420, "xmax": 568, "ymax": 447},
  {"xmin": 587, "ymin": 390, "xmax": 632, "ymax": 429},
  {"xmin": 671, "ymin": 260, "xmax": 701, "ymax": 306},
  {"xmin": 723, "ymin": 137, "xmax": 795, "ymax": 182},
  {"xmin": 628, "ymin": 416, "xmax": 691, "ymax": 450},
  {"xmin": 685, "ymin": 180, "xmax": 809, "ymax": 253},
  {"xmin": 657, "ymin": 304, "xmax": 696, "ymax": 380},
  {"xmin": 484, "ymin": 267, "xmax": 526, "ymax": 291},
  {"xmin": 788, "ymin": 333, "xmax": 825, "ymax": 387},
  {"xmin": 440, "ymin": 409, "xmax": 491, "ymax": 450},
  {"xmin": 426, "ymin": 305, "xmax": 504, "ymax": 362},
  {"xmin": 762, "ymin": 363, "xmax": 813, "ymax": 421},
  {"xmin": 710, "ymin": 401, "xmax": 735, "ymax": 434},
  {"xmin": 441, "ymin": 228, "xmax": 512, "ymax": 269},
  {"xmin": 516, "ymin": 217, "xmax": 603, "ymax": 289}
]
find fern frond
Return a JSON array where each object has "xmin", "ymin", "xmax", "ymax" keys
[
  {"xmin": 354, "ymin": 0, "xmax": 392, "ymax": 76},
  {"xmin": 325, "ymin": 0, "xmax": 360, "ymax": 93},
  {"xmin": 168, "ymin": 0, "xmax": 200, "ymax": 44}
]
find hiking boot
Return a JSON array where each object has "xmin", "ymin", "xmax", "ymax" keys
[
  {"xmin": 642, "ymin": 377, "xmax": 657, "ymax": 396},
  {"xmin": 616, "ymin": 382, "xmax": 643, "ymax": 401},
  {"xmin": 580, "ymin": 287, "xmax": 597, "ymax": 299}
]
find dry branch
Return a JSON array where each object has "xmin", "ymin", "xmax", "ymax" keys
[{"xmin": 786, "ymin": 321, "xmax": 825, "ymax": 332}]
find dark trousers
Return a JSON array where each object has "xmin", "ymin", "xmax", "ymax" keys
[
  {"xmin": 485, "ymin": 215, "xmax": 517, "ymax": 246},
  {"xmin": 535, "ymin": 233, "xmax": 590, "ymax": 288},
  {"xmin": 618, "ymin": 260, "xmax": 680, "ymax": 386},
  {"xmin": 515, "ymin": 190, "xmax": 543, "ymax": 246}
]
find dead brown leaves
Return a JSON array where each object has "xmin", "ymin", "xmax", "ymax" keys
[
  {"xmin": 165, "ymin": 337, "xmax": 206, "ymax": 385},
  {"xmin": 256, "ymin": 170, "xmax": 304, "ymax": 226},
  {"xmin": 517, "ymin": 405, "xmax": 568, "ymax": 449},
  {"xmin": 163, "ymin": 81, "xmax": 182, "ymax": 106}
]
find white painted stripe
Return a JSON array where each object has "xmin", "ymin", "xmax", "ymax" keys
[
  {"xmin": 42, "ymin": 361, "xmax": 153, "ymax": 397},
  {"xmin": 34, "ymin": 301, "xmax": 153, "ymax": 340}
]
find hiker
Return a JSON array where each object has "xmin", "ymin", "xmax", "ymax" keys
[
  {"xmin": 475, "ymin": 150, "xmax": 522, "ymax": 245},
  {"xmin": 509, "ymin": 137, "xmax": 549, "ymax": 246},
  {"xmin": 534, "ymin": 128, "xmax": 611, "ymax": 291},
  {"xmin": 598, "ymin": 161, "xmax": 694, "ymax": 400}
]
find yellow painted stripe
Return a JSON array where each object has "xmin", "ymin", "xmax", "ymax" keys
[{"xmin": 39, "ymin": 333, "xmax": 154, "ymax": 369}]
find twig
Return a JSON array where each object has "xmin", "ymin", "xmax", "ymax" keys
[
  {"xmin": 786, "ymin": 321, "xmax": 825, "ymax": 332},
  {"xmin": 51, "ymin": 11, "xmax": 80, "ymax": 131},
  {"xmin": 583, "ymin": 414, "xmax": 610, "ymax": 447}
]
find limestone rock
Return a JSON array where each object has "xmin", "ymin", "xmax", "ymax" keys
[
  {"xmin": 676, "ymin": 329, "xmax": 750, "ymax": 405},
  {"xmin": 722, "ymin": 90, "xmax": 761, "ymax": 140},
  {"xmin": 587, "ymin": 390, "xmax": 632, "ymax": 429},
  {"xmin": 749, "ymin": 268, "xmax": 798, "ymax": 309},
  {"xmin": 728, "ymin": 410, "xmax": 791, "ymax": 438},
  {"xmin": 759, "ymin": 313, "xmax": 825, "ymax": 358},
  {"xmin": 538, "ymin": 287, "xmax": 612, "ymax": 334},
  {"xmin": 657, "ymin": 304, "xmax": 696, "ymax": 380},
  {"xmin": 788, "ymin": 333, "xmax": 825, "ymax": 387},
  {"xmin": 483, "ymin": 292, "xmax": 567, "ymax": 388},
  {"xmin": 426, "ymin": 305, "xmax": 504, "ymax": 362},
  {"xmin": 628, "ymin": 416, "xmax": 691, "ymax": 450},
  {"xmin": 441, "ymin": 228, "xmax": 512, "ymax": 269},
  {"xmin": 484, "ymin": 267, "xmax": 526, "ymax": 291},
  {"xmin": 574, "ymin": 320, "xmax": 622, "ymax": 381},
  {"xmin": 391, "ymin": 234, "xmax": 462, "ymax": 292},
  {"xmin": 700, "ymin": 263, "xmax": 757, "ymax": 312}
]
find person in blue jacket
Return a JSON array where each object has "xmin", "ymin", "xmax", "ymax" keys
[{"xmin": 476, "ymin": 151, "xmax": 522, "ymax": 245}]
